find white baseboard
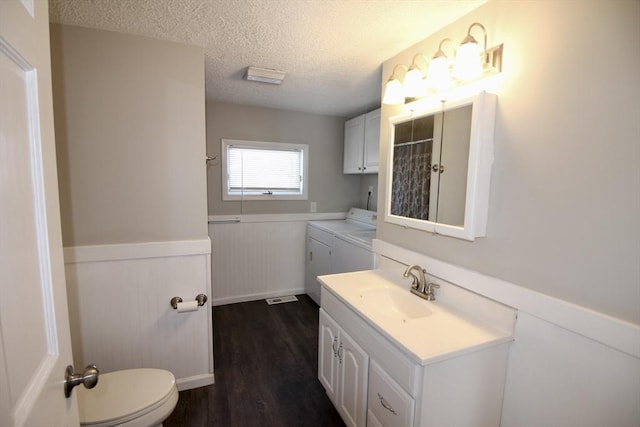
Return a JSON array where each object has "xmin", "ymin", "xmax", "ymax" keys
[
  {"xmin": 212, "ymin": 287, "xmax": 307, "ymax": 306},
  {"xmin": 176, "ymin": 373, "xmax": 215, "ymax": 391}
]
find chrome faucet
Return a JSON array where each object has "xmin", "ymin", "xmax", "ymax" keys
[
  {"xmin": 403, "ymin": 264, "xmax": 439, "ymax": 301},
  {"xmin": 403, "ymin": 264, "xmax": 426, "ymax": 292}
]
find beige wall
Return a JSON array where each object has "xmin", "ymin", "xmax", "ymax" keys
[
  {"xmin": 378, "ymin": 0, "xmax": 640, "ymax": 323},
  {"xmin": 206, "ymin": 102, "xmax": 363, "ymax": 215},
  {"xmin": 51, "ymin": 24, "xmax": 208, "ymax": 246},
  {"xmin": 359, "ymin": 174, "xmax": 378, "ymax": 211}
]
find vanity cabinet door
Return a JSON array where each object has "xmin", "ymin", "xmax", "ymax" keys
[
  {"xmin": 367, "ymin": 410, "xmax": 385, "ymax": 427},
  {"xmin": 318, "ymin": 309, "xmax": 340, "ymax": 404},
  {"xmin": 336, "ymin": 329, "xmax": 369, "ymax": 427},
  {"xmin": 319, "ymin": 309, "xmax": 369, "ymax": 427}
]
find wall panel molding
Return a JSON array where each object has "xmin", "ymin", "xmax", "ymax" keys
[
  {"xmin": 209, "ymin": 220, "xmax": 307, "ymax": 304},
  {"xmin": 64, "ymin": 239, "xmax": 213, "ymax": 390},
  {"xmin": 208, "ymin": 211, "xmax": 346, "ymax": 224},
  {"xmin": 64, "ymin": 238, "xmax": 211, "ymax": 263}
]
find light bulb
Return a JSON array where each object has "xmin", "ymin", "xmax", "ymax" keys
[
  {"xmin": 382, "ymin": 78, "xmax": 404, "ymax": 105},
  {"xmin": 425, "ymin": 56, "xmax": 452, "ymax": 90},
  {"xmin": 403, "ymin": 66, "xmax": 424, "ymax": 98},
  {"xmin": 453, "ymin": 40, "xmax": 482, "ymax": 81}
]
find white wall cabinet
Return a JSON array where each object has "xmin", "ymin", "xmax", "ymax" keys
[
  {"xmin": 344, "ymin": 109, "xmax": 381, "ymax": 174},
  {"xmin": 319, "ymin": 309, "xmax": 369, "ymax": 427}
]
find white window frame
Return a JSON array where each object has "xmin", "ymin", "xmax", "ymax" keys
[{"xmin": 221, "ymin": 138, "xmax": 309, "ymax": 201}]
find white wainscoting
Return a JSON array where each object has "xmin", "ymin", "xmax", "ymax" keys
[
  {"xmin": 63, "ymin": 239, "xmax": 214, "ymax": 391},
  {"xmin": 209, "ymin": 214, "xmax": 330, "ymax": 306},
  {"xmin": 375, "ymin": 239, "xmax": 640, "ymax": 427}
]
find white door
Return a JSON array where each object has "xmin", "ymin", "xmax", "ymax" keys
[{"xmin": 0, "ymin": 0, "xmax": 79, "ymax": 426}]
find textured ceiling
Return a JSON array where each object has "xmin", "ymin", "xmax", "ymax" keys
[{"xmin": 49, "ymin": 0, "xmax": 486, "ymax": 117}]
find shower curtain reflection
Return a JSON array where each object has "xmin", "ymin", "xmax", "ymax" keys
[
  {"xmin": 391, "ymin": 139, "xmax": 433, "ymax": 220},
  {"xmin": 390, "ymin": 113, "xmax": 436, "ymax": 220}
]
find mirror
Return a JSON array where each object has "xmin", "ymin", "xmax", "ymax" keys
[{"xmin": 384, "ymin": 92, "xmax": 497, "ymax": 241}]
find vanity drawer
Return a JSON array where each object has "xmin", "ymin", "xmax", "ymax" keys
[
  {"xmin": 367, "ymin": 410, "xmax": 384, "ymax": 427},
  {"xmin": 367, "ymin": 360, "xmax": 415, "ymax": 427}
]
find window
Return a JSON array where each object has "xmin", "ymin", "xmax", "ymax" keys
[{"xmin": 221, "ymin": 139, "xmax": 309, "ymax": 200}]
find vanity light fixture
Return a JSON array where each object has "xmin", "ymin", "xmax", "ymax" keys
[
  {"xmin": 382, "ymin": 64, "xmax": 408, "ymax": 105},
  {"xmin": 245, "ymin": 66, "xmax": 286, "ymax": 85},
  {"xmin": 403, "ymin": 54, "xmax": 428, "ymax": 98},
  {"xmin": 425, "ymin": 38, "xmax": 456, "ymax": 91},
  {"xmin": 452, "ymin": 22, "xmax": 486, "ymax": 81},
  {"xmin": 382, "ymin": 22, "xmax": 503, "ymax": 105}
]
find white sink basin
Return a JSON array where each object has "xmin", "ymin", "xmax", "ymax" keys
[
  {"xmin": 360, "ymin": 287, "xmax": 432, "ymax": 320},
  {"xmin": 318, "ymin": 269, "xmax": 517, "ymax": 364}
]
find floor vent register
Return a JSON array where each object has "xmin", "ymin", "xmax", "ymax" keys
[{"xmin": 265, "ymin": 295, "xmax": 299, "ymax": 305}]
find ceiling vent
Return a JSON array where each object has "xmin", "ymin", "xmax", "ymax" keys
[{"xmin": 245, "ymin": 66, "xmax": 286, "ymax": 85}]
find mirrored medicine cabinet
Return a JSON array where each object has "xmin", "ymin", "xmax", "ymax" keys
[{"xmin": 384, "ymin": 92, "xmax": 497, "ymax": 241}]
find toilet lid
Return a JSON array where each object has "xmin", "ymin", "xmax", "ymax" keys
[{"xmin": 77, "ymin": 368, "xmax": 176, "ymax": 425}]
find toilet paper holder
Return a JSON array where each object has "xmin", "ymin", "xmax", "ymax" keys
[{"xmin": 170, "ymin": 294, "xmax": 208, "ymax": 309}]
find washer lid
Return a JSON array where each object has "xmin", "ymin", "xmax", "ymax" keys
[{"xmin": 77, "ymin": 368, "xmax": 176, "ymax": 425}]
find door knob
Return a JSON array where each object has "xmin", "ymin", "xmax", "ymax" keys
[{"xmin": 64, "ymin": 364, "xmax": 99, "ymax": 398}]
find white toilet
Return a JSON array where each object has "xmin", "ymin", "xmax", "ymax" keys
[{"xmin": 76, "ymin": 368, "xmax": 179, "ymax": 427}]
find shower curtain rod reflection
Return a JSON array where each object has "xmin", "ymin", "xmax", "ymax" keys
[{"xmin": 394, "ymin": 138, "xmax": 434, "ymax": 148}]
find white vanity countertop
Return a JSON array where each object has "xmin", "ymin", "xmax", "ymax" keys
[{"xmin": 319, "ymin": 269, "xmax": 516, "ymax": 365}]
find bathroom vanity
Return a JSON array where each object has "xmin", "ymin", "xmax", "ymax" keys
[{"xmin": 318, "ymin": 269, "xmax": 516, "ymax": 427}]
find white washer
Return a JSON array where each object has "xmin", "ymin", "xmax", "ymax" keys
[{"xmin": 306, "ymin": 208, "xmax": 377, "ymax": 305}]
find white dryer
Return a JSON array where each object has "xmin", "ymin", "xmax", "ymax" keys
[
  {"xmin": 332, "ymin": 229, "xmax": 377, "ymax": 275},
  {"xmin": 305, "ymin": 208, "xmax": 377, "ymax": 305}
]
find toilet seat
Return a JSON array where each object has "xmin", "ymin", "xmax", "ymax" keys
[{"xmin": 77, "ymin": 368, "xmax": 178, "ymax": 427}]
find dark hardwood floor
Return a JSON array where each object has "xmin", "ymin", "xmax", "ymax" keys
[{"xmin": 164, "ymin": 294, "xmax": 345, "ymax": 427}]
